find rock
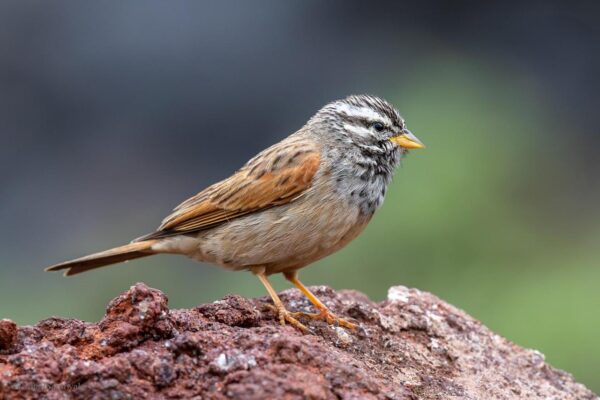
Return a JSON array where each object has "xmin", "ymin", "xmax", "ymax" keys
[
  {"xmin": 0, "ymin": 282, "xmax": 596, "ymax": 399},
  {"xmin": 0, "ymin": 319, "xmax": 17, "ymax": 351}
]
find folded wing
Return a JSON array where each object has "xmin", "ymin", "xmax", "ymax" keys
[{"xmin": 135, "ymin": 138, "xmax": 321, "ymax": 241}]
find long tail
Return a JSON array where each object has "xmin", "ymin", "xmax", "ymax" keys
[{"xmin": 45, "ymin": 240, "xmax": 158, "ymax": 276}]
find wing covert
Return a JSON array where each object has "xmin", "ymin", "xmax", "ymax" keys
[{"xmin": 137, "ymin": 138, "xmax": 320, "ymax": 240}]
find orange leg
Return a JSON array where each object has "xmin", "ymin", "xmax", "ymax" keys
[
  {"xmin": 252, "ymin": 267, "xmax": 308, "ymax": 333},
  {"xmin": 284, "ymin": 271, "xmax": 357, "ymax": 330}
]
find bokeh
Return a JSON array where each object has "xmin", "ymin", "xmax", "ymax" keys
[{"xmin": 1, "ymin": 0, "xmax": 598, "ymax": 392}]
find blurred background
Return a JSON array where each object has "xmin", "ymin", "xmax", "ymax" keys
[{"xmin": 1, "ymin": 0, "xmax": 598, "ymax": 391}]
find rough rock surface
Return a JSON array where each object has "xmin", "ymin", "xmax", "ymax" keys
[{"xmin": 0, "ymin": 283, "xmax": 597, "ymax": 399}]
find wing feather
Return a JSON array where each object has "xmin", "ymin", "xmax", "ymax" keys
[{"xmin": 135, "ymin": 138, "xmax": 320, "ymax": 241}]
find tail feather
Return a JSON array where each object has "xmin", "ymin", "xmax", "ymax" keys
[{"xmin": 45, "ymin": 240, "xmax": 158, "ymax": 276}]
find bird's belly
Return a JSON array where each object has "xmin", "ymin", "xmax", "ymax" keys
[{"xmin": 156, "ymin": 195, "xmax": 370, "ymax": 274}]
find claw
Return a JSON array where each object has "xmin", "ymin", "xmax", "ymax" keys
[
  {"xmin": 290, "ymin": 309, "xmax": 358, "ymax": 330},
  {"xmin": 263, "ymin": 303, "xmax": 309, "ymax": 333}
]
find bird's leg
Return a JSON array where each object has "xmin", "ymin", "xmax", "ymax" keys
[
  {"xmin": 284, "ymin": 271, "xmax": 357, "ymax": 330},
  {"xmin": 252, "ymin": 267, "xmax": 308, "ymax": 333}
]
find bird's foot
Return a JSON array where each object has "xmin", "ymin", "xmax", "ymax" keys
[
  {"xmin": 290, "ymin": 309, "xmax": 358, "ymax": 330},
  {"xmin": 263, "ymin": 303, "xmax": 309, "ymax": 333}
]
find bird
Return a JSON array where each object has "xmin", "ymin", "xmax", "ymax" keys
[{"xmin": 46, "ymin": 95, "xmax": 424, "ymax": 332}]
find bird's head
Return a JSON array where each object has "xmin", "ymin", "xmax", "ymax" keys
[{"xmin": 312, "ymin": 94, "xmax": 425, "ymax": 155}]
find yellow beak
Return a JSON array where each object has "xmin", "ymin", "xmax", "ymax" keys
[{"xmin": 390, "ymin": 130, "xmax": 425, "ymax": 149}]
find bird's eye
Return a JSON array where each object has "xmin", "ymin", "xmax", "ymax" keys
[{"xmin": 372, "ymin": 122, "xmax": 385, "ymax": 132}]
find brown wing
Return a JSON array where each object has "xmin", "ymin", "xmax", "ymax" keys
[{"xmin": 135, "ymin": 137, "xmax": 320, "ymax": 241}]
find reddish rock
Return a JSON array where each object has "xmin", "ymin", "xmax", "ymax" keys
[
  {"xmin": 0, "ymin": 319, "xmax": 17, "ymax": 351},
  {"xmin": 0, "ymin": 282, "xmax": 596, "ymax": 399}
]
